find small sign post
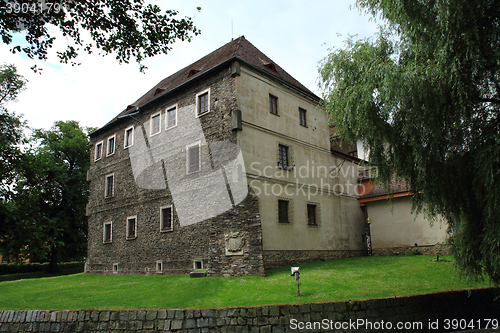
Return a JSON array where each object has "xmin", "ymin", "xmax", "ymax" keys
[{"xmin": 291, "ymin": 267, "xmax": 300, "ymax": 297}]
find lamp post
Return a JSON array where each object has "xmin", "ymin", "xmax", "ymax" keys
[{"xmin": 291, "ymin": 267, "xmax": 300, "ymax": 297}]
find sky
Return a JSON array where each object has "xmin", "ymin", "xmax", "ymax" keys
[{"xmin": 1, "ymin": 0, "xmax": 380, "ymax": 132}]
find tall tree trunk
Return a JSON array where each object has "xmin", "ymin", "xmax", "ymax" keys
[{"xmin": 48, "ymin": 247, "xmax": 60, "ymax": 273}]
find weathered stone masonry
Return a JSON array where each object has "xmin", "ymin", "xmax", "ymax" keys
[
  {"xmin": 1, "ymin": 288, "xmax": 498, "ymax": 332},
  {"xmin": 87, "ymin": 63, "xmax": 264, "ymax": 276}
]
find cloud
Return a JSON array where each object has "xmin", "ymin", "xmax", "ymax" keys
[{"xmin": 1, "ymin": 0, "xmax": 378, "ymax": 131}]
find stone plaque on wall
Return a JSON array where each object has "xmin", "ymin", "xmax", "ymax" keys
[{"xmin": 225, "ymin": 231, "xmax": 245, "ymax": 256}]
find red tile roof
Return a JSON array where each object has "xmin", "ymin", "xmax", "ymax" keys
[{"xmin": 359, "ymin": 178, "xmax": 410, "ymax": 200}]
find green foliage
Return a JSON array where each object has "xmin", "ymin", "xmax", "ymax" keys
[
  {"xmin": 0, "ymin": 64, "xmax": 28, "ymax": 247},
  {"xmin": 0, "ymin": 261, "xmax": 83, "ymax": 276},
  {"xmin": 0, "ymin": 1, "xmax": 201, "ymax": 71},
  {"xmin": 0, "ymin": 263, "xmax": 84, "ymax": 283},
  {"xmin": 0, "ymin": 255, "xmax": 488, "ymax": 310},
  {"xmin": 319, "ymin": 0, "xmax": 500, "ymax": 283},
  {"xmin": 0, "ymin": 66, "xmax": 90, "ymax": 269},
  {"xmin": 1, "ymin": 120, "xmax": 91, "ymax": 271},
  {"xmin": 0, "ymin": 64, "xmax": 27, "ymax": 198}
]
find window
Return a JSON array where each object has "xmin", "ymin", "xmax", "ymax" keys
[
  {"xmin": 299, "ymin": 108, "xmax": 307, "ymax": 127},
  {"xmin": 196, "ymin": 89, "xmax": 210, "ymax": 116},
  {"xmin": 193, "ymin": 260, "xmax": 203, "ymax": 270},
  {"xmin": 95, "ymin": 141, "xmax": 103, "ymax": 161},
  {"xmin": 127, "ymin": 216, "xmax": 137, "ymax": 239},
  {"xmin": 105, "ymin": 174, "xmax": 114, "ymax": 197},
  {"xmin": 269, "ymin": 95, "xmax": 278, "ymax": 115},
  {"xmin": 156, "ymin": 260, "xmax": 163, "ymax": 273},
  {"xmin": 150, "ymin": 112, "xmax": 161, "ymax": 136},
  {"xmin": 307, "ymin": 204, "xmax": 317, "ymax": 226},
  {"xmin": 187, "ymin": 142, "xmax": 201, "ymax": 173},
  {"xmin": 278, "ymin": 199, "xmax": 290, "ymax": 223},
  {"xmin": 278, "ymin": 144, "xmax": 289, "ymax": 170},
  {"xmin": 103, "ymin": 222, "xmax": 112, "ymax": 243},
  {"xmin": 107, "ymin": 135, "xmax": 115, "ymax": 156},
  {"xmin": 124, "ymin": 126, "xmax": 134, "ymax": 148},
  {"xmin": 166, "ymin": 105, "xmax": 177, "ymax": 129},
  {"xmin": 112, "ymin": 263, "xmax": 119, "ymax": 274},
  {"xmin": 160, "ymin": 206, "xmax": 173, "ymax": 232}
]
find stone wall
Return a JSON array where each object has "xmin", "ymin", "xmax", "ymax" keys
[
  {"xmin": 371, "ymin": 244, "xmax": 449, "ymax": 257},
  {"xmin": 87, "ymin": 63, "xmax": 264, "ymax": 277},
  {"xmin": 262, "ymin": 245, "xmax": 450, "ymax": 269},
  {"xmin": 0, "ymin": 288, "xmax": 498, "ymax": 332},
  {"xmin": 262, "ymin": 250, "xmax": 366, "ymax": 270}
]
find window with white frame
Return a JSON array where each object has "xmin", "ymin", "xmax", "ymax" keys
[
  {"xmin": 160, "ymin": 205, "xmax": 173, "ymax": 231},
  {"xmin": 107, "ymin": 135, "xmax": 116, "ymax": 156},
  {"xmin": 127, "ymin": 216, "xmax": 137, "ymax": 239},
  {"xmin": 124, "ymin": 126, "xmax": 134, "ymax": 148},
  {"xmin": 186, "ymin": 142, "xmax": 201, "ymax": 173},
  {"xmin": 95, "ymin": 141, "xmax": 103, "ymax": 161},
  {"xmin": 193, "ymin": 260, "xmax": 203, "ymax": 270},
  {"xmin": 195, "ymin": 89, "xmax": 210, "ymax": 117},
  {"xmin": 112, "ymin": 263, "xmax": 119, "ymax": 274},
  {"xmin": 166, "ymin": 105, "xmax": 177, "ymax": 129},
  {"xmin": 105, "ymin": 173, "xmax": 114, "ymax": 197},
  {"xmin": 103, "ymin": 221, "xmax": 112, "ymax": 243},
  {"xmin": 150, "ymin": 112, "xmax": 161, "ymax": 136},
  {"xmin": 156, "ymin": 260, "xmax": 163, "ymax": 273}
]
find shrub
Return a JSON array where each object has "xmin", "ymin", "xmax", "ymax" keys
[{"xmin": 0, "ymin": 262, "xmax": 84, "ymax": 275}]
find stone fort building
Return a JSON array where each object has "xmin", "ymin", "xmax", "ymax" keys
[{"xmin": 87, "ymin": 36, "xmax": 366, "ymax": 276}]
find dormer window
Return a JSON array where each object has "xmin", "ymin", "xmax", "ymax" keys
[
  {"xmin": 188, "ymin": 69, "xmax": 200, "ymax": 78},
  {"xmin": 154, "ymin": 88, "xmax": 165, "ymax": 96},
  {"xmin": 260, "ymin": 57, "xmax": 277, "ymax": 72},
  {"xmin": 264, "ymin": 63, "xmax": 276, "ymax": 71}
]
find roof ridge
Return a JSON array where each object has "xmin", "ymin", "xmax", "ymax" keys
[{"xmin": 91, "ymin": 36, "xmax": 319, "ymax": 136}]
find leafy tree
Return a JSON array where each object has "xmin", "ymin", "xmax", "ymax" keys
[
  {"xmin": 319, "ymin": 0, "xmax": 500, "ymax": 283},
  {"xmin": 28, "ymin": 121, "xmax": 91, "ymax": 271},
  {"xmin": 1, "ymin": 120, "xmax": 90, "ymax": 271},
  {"xmin": 0, "ymin": 64, "xmax": 27, "ymax": 197},
  {"xmin": 0, "ymin": 64, "xmax": 27, "ymax": 253},
  {"xmin": 0, "ymin": 0, "xmax": 201, "ymax": 71}
]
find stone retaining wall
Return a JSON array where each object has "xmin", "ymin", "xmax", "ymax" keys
[
  {"xmin": 262, "ymin": 250, "xmax": 366, "ymax": 270},
  {"xmin": 1, "ymin": 288, "xmax": 498, "ymax": 332},
  {"xmin": 371, "ymin": 244, "xmax": 449, "ymax": 257}
]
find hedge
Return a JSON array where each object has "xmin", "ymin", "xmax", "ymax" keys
[{"xmin": 0, "ymin": 262, "xmax": 84, "ymax": 275}]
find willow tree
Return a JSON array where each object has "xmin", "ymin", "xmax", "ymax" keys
[{"xmin": 319, "ymin": 0, "xmax": 500, "ymax": 283}]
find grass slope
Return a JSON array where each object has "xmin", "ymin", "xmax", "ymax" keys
[{"xmin": 0, "ymin": 255, "xmax": 489, "ymax": 310}]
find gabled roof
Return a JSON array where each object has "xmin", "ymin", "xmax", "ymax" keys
[{"xmin": 92, "ymin": 36, "xmax": 319, "ymax": 136}]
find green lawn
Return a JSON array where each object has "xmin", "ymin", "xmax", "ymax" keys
[{"xmin": 0, "ymin": 255, "xmax": 490, "ymax": 310}]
